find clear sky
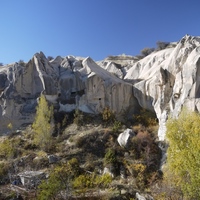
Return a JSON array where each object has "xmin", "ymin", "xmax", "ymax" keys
[{"xmin": 1, "ymin": 0, "xmax": 200, "ymax": 64}]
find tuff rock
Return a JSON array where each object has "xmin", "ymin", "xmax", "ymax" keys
[
  {"xmin": 0, "ymin": 52, "xmax": 137, "ymax": 133},
  {"xmin": 1, "ymin": 35, "xmax": 200, "ymax": 140},
  {"xmin": 117, "ymin": 128, "xmax": 135, "ymax": 148}
]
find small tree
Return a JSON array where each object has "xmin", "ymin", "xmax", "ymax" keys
[
  {"xmin": 73, "ymin": 173, "xmax": 112, "ymax": 197},
  {"xmin": 47, "ymin": 56, "xmax": 54, "ymax": 61},
  {"xmin": 32, "ymin": 95, "xmax": 54, "ymax": 152},
  {"xmin": 73, "ymin": 109, "xmax": 84, "ymax": 127},
  {"xmin": 38, "ymin": 158, "xmax": 80, "ymax": 200},
  {"xmin": 140, "ymin": 47, "xmax": 154, "ymax": 57},
  {"xmin": 104, "ymin": 148, "xmax": 117, "ymax": 166},
  {"xmin": 18, "ymin": 59, "xmax": 26, "ymax": 67},
  {"xmin": 165, "ymin": 109, "xmax": 200, "ymax": 199},
  {"xmin": 156, "ymin": 41, "xmax": 169, "ymax": 50},
  {"xmin": 102, "ymin": 107, "xmax": 115, "ymax": 125},
  {"xmin": 0, "ymin": 138, "xmax": 16, "ymax": 159}
]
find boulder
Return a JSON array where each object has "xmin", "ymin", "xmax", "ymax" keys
[
  {"xmin": 117, "ymin": 128, "xmax": 135, "ymax": 148},
  {"xmin": 120, "ymin": 165, "xmax": 127, "ymax": 179},
  {"xmin": 136, "ymin": 193, "xmax": 146, "ymax": 200},
  {"xmin": 48, "ymin": 154, "xmax": 60, "ymax": 164},
  {"xmin": 136, "ymin": 192, "xmax": 154, "ymax": 200},
  {"xmin": 103, "ymin": 166, "xmax": 115, "ymax": 178}
]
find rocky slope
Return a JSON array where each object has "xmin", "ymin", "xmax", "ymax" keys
[{"xmin": 1, "ymin": 34, "xmax": 200, "ymax": 140}]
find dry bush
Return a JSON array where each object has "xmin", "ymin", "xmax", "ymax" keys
[
  {"xmin": 133, "ymin": 108, "xmax": 158, "ymax": 127},
  {"xmin": 84, "ymin": 153, "xmax": 97, "ymax": 171},
  {"xmin": 24, "ymin": 142, "xmax": 37, "ymax": 150},
  {"xmin": 136, "ymin": 131, "xmax": 161, "ymax": 171},
  {"xmin": 132, "ymin": 124, "xmax": 144, "ymax": 133},
  {"xmin": 32, "ymin": 156, "xmax": 49, "ymax": 170},
  {"xmin": 102, "ymin": 107, "xmax": 115, "ymax": 124},
  {"xmin": 126, "ymin": 128, "xmax": 162, "ymax": 190},
  {"xmin": 76, "ymin": 131, "xmax": 105, "ymax": 157},
  {"xmin": 73, "ymin": 109, "xmax": 84, "ymax": 127},
  {"xmin": 141, "ymin": 47, "xmax": 155, "ymax": 56},
  {"xmin": 151, "ymin": 170, "xmax": 183, "ymax": 200},
  {"xmin": 156, "ymin": 41, "xmax": 170, "ymax": 50}
]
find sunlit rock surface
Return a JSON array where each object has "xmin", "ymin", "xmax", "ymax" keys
[
  {"xmin": 125, "ymin": 35, "xmax": 200, "ymax": 140},
  {"xmin": 1, "ymin": 35, "xmax": 200, "ymax": 140},
  {"xmin": 0, "ymin": 53, "xmax": 137, "ymax": 133}
]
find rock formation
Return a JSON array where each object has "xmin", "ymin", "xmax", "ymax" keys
[
  {"xmin": 0, "ymin": 52, "xmax": 137, "ymax": 133},
  {"xmin": 117, "ymin": 128, "xmax": 135, "ymax": 148},
  {"xmin": 1, "ymin": 35, "xmax": 200, "ymax": 140},
  {"xmin": 125, "ymin": 35, "xmax": 200, "ymax": 140}
]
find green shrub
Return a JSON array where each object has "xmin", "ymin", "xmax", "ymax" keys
[
  {"xmin": 112, "ymin": 120, "xmax": 122, "ymax": 133},
  {"xmin": 128, "ymin": 163, "xmax": 147, "ymax": 190},
  {"xmin": 73, "ymin": 174, "xmax": 93, "ymax": 190},
  {"xmin": 95, "ymin": 173, "xmax": 112, "ymax": 188},
  {"xmin": 104, "ymin": 148, "xmax": 117, "ymax": 166},
  {"xmin": 73, "ymin": 173, "xmax": 112, "ymax": 197},
  {"xmin": 38, "ymin": 172, "xmax": 64, "ymax": 200},
  {"xmin": 0, "ymin": 138, "xmax": 17, "ymax": 159},
  {"xmin": 38, "ymin": 158, "xmax": 80, "ymax": 200}
]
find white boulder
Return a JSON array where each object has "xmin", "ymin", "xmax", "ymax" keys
[{"xmin": 117, "ymin": 128, "xmax": 135, "ymax": 148}]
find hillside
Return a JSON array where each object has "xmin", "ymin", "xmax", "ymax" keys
[
  {"xmin": 0, "ymin": 107, "xmax": 161, "ymax": 199},
  {"xmin": 1, "ymin": 34, "xmax": 200, "ymax": 199}
]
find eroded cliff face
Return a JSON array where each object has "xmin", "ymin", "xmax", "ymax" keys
[
  {"xmin": 0, "ymin": 52, "xmax": 137, "ymax": 133},
  {"xmin": 124, "ymin": 35, "xmax": 200, "ymax": 140},
  {"xmin": 1, "ymin": 35, "xmax": 200, "ymax": 139}
]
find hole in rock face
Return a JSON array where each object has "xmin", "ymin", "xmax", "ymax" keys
[{"xmin": 99, "ymin": 98, "xmax": 101, "ymax": 100}]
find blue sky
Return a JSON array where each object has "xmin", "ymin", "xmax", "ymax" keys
[{"xmin": 1, "ymin": 0, "xmax": 200, "ymax": 64}]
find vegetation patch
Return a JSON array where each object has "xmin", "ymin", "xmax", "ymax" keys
[{"xmin": 0, "ymin": 103, "xmax": 163, "ymax": 199}]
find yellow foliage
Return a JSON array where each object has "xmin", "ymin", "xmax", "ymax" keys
[
  {"xmin": 96, "ymin": 173, "xmax": 112, "ymax": 188},
  {"xmin": 7, "ymin": 123, "xmax": 13, "ymax": 130},
  {"xmin": 102, "ymin": 107, "xmax": 115, "ymax": 122},
  {"xmin": 73, "ymin": 173, "xmax": 112, "ymax": 196},
  {"xmin": 166, "ymin": 108, "xmax": 200, "ymax": 199},
  {"xmin": 132, "ymin": 163, "xmax": 146, "ymax": 173},
  {"xmin": 0, "ymin": 139, "xmax": 12, "ymax": 158},
  {"xmin": 36, "ymin": 150, "xmax": 47, "ymax": 158},
  {"xmin": 133, "ymin": 108, "xmax": 157, "ymax": 127},
  {"xmin": 0, "ymin": 138, "xmax": 18, "ymax": 159},
  {"xmin": 32, "ymin": 95, "xmax": 54, "ymax": 152}
]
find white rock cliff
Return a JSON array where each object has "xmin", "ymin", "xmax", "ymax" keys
[
  {"xmin": 0, "ymin": 52, "xmax": 137, "ymax": 133},
  {"xmin": 1, "ymin": 35, "xmax": 200, "ymax": 140}
]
